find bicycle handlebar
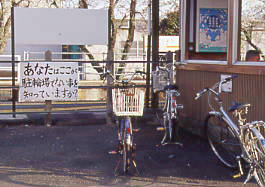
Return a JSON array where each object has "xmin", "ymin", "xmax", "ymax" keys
[
  {"xmin": 194, "ymin": 88, "xmax": 209, "ymax": 100},
  {"xmin": 135, "ymin": 70, "xmax": 147, "ymax": 75},
  {"xmin": 246, "ymin": 121, "xmax": 265, "ymax": 126},
  {"xmin": 155, "ymin": 63, "xmax": 174, "ymax": 82},
  {"xmin": 156, "ymin": 63, "xmax": 173, "ymax": 72},
  {"xmin": 101, "ymin": 70, "xmax": 146, "ymax": 85},
  {"xmin": 194, "ymin": 74, "xmax": 238, "ymax": 100},
  {"xmin": 223, "ymin": 74, "xmax": 238, "ymax": 83}
]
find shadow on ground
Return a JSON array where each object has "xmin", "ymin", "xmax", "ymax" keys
[{"xmin": 0, "ymin": 114, "xmax": 259, "ymax": 187}]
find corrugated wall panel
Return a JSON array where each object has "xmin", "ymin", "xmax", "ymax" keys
[{"xmin": 176, "ymin": 70, "xmax": 265, "ymax": 123}]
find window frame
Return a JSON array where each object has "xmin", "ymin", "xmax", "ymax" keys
[
  {"xmin": 180, "ymin": 0, "xmax": 230, "ymax": 64},
  {"xmin": 232, "ymin": 0, "xmax": 265, "ymax": 66},
  {"xmin": 178, "ymin": 0, "xmax": 265, "ymax": 75}
]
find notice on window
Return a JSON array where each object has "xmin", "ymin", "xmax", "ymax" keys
[
  {"xmin": 19, "ymin": 62, "xmax": 78, "ymax": 102},
  {"xmin": 197, "ymin": 8, "xmax": 228, "ymax": 52}
]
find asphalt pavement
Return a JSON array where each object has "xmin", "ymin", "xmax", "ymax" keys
[{"xmin": 0, "ymin": 111, "xmax": 259, "ymax": 187}]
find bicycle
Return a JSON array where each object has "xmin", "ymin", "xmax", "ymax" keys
[
  {"xmin": 194, "ymin": 75, "xmax": 265, "ymax": 186},
  {"xmin": 101, "ymin": 70, "xmax": 146, "ymax": 174},
  {"xmin": 152, "ymin": 63, "xmax": 183, "ymax": 146}
]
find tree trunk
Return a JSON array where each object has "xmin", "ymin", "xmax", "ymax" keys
[
  {"xmin": 116, "ymin": 0, "xmax": 136, "ymax": 77},
  {"xmin": 242, "ymin": 27, "xmax": 261, "ymax": 52},
  {"xmin": 0, "ymin": 16, "xmax": 11, "ymax": 54},
  {"xmin": 121, "ymin": 0, "xmax": 136, "ymax": 60},
  {"xmin": 106, "ymin": 0, "xmax": 119, "ymax": 125}
]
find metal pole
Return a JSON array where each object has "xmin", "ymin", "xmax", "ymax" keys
[
  {"xmin": 152, "ymin": 0, "xmax": 159, "ymax": 65},
  {"xmin": 44, "ymin": 50, "xmax": 52, "ymax": 127},
  {"xmin": 11, "ymin": 7, "xmax": 16, "ymax": 118},
  {"xmin": 145, "ymin": 0, "xmax": 151, "ymax": 107},
  {"xmin": 106, "ymin": 5, "xmax": 114, "ymax": 125},
  {"xmin": 152, "ymin": 0, "xmax": 159, "ymax": 109}
]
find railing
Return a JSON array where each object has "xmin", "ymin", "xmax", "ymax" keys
[
  {"xmin": 23, "ymin": 51, "xmax": 149, "ymax": 80},
  {"xmin": 0, "ymin": 50, "xmax": 177, "ymax": 116},
  {"xmin": 0, "ymin": 60, "xmax": 151, "ymax": 115}
]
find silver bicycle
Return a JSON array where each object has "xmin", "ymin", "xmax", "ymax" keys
[
  {"xmin": 153, "ymin": 63, "xmax": 183, "ymax": 146},
  {"xmin": 102, "ymin": 70, "xmax": 145, "ymax": 174},
  {"xmin": 194, "ymin": 75, "xmax": 265, "ymax": 186}
]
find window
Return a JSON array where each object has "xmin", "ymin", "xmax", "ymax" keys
[{"xmin": 239, "ymin": 0, "xmax": 265, "ymax": 63}]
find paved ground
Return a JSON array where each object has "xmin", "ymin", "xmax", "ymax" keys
[{"xmin": 0, "ymin": 115, "xmax": 259, "ymax": 187}]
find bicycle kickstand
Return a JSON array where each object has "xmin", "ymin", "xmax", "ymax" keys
[
  {"xmin": 169, "ymin": 140, "xmax": 183, "ymax": 147},
  {"xmin": 161, "ymin": 133, "xmax": 183, "ymax": 147},
  {"xmin": 233, "ymin": 156, "xmax": 244, "ymax": 179},
  {"xmin": 132, "ymin": 144, "xmax": 140, "ymax": 176},
  {"xmin": 114, "ymin": 143, "xmax": 123, "ymax": 176},
  {"xmin": 114, "ymin": 159, "xmax": 121, "ymax": 176}
]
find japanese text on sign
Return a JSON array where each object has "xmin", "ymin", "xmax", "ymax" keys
[{"xmin": 19, "ymin": 62, "xmax": 79, "ymax": 102}]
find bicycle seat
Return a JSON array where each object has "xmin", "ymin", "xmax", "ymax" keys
[
  {"xmin": 228, "ymin": 101, "xmax": 250, "ymax": 112},
  {"xmin": 164, "ymin": 84, "xmax": 178, "ymax": 90}
]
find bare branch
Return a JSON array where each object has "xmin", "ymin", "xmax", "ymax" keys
[{"xmin": 242, "ymin": 27, "xmax": 261, "ymax": 52}]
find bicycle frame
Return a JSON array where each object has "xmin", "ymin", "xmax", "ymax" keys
[
  {"xmin": 217, "ymin": 107, "xmax": 240, "ymax": 137},
  {"xmin": 164, "ymin": 90, "xmax": 181, "ymax": 119},
  {"xmin": 118, "ymin": 117, "xmax": 133, "ymax": 146},
  {"xmin": 195, "ymin": 77, "xmax": 240, "ymax": 137},
  {"xmin": 198, "ymin": 80, "xmax": 249, "ymax": 153}
]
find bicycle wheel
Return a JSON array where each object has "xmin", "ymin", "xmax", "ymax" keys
[
  {"xmin": 122, "ymin": 130, "xmax": 130, "ymax": 173},
  {"xmin": 122, "ymin": 118, "xmax": 132, "ymax": 173},
  {"xmin": 122, "ymin": 141, "xmax": 130, "ymax": 173},
  {"xmin": 171, "ymin": 118, "xmax": 179, "ymax": 142},
  {"xmin": 155, "ymin": 91, "xmax": 166, "ymax": 127},
  {"xmin": 206, "ymin": 114, "xmax": 241, "ymax": 168},
  {"xmin": 254, "ymin": 136, "xmax": 265, "ymax": 187},
  {"xmin": 244, "ymin": 125, "xmax": 265, "ymax": 186},
  {"xmin": 168, "ymin": 116, "xmax": 173, "ymax": 141},
  {"xmin": 167, "ymin": 113, "xmax": 178, "ymax": 142}
]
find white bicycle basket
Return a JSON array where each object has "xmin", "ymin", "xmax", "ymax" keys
[
  {"xmin": 152, "ymin": 70, "xmax": 169, "ymax": 92},
  {"xmin": 112, "ymin": 87, "xmax": 145, "ymax": 116}
]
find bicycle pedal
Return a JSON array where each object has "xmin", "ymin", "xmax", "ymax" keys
[
  {"xmin": 176, "ymin": 104, "xmax": 184, "ymax": 109},
  {"xmin": 156, "ymin": 127, "xmax": 165, "ymax": 131},
  {"xmin": 232, "ymin": 172, "xmax": 242, "ymax": 179},
  {"xmin": 132, "ymin": 160, "xmax": 137, "ymax": 168},
  {"xmin": 133, "ymin": 128, "xmax": 140, "ymax": 132}
]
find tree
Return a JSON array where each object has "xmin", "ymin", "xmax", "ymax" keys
[
  {"xmin": 160, "ymin": 0, "xmax": 179, "ymax": 19},
  {"xmin": 77, "ymin": 0, "xmax": 104, "ymax": 74},
  {"xmin": 241, "ymin": 0, "xmax": 265, "ymax": 53},
  {"xmin": 121, "ymin": 0, "xmax": 136, "ymax": 60},
  {"xmin": 159, "ymin": 10, "xmax": 180, "ymax": 36},
  {"xmin": 78, "ymin": 0, "xmax": 140, "ymax": 74},
  {"xmin": 0, "ymin": 0, "xmax": 27, "ymax": 54}
]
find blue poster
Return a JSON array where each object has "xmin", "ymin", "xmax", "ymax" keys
[{"xmin": 198, "ymin": 8, "xmax": 228, "ymax": 52}]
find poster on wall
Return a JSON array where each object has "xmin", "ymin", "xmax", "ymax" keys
[{"xmin": 198, "ymin": 8, "xmax": 228, "ymax": 52}]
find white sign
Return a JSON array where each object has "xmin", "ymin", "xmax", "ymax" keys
[
  {"xmin": 159, "ymin": 36, "xmax": 179, "ymax": 52},
  {"xmin": 145, "ymin": 36, "xmax": 179, "ymax": 52},
  {"xmin": 221, "ymin": 74, "xmax": 232, "ymax": 92},
  {"xmin": 14, "ymin": 8, "xmax": 108, "ymax": 45},
  {"xmin": 19, "ymin": 62, "xmax": 78, "ymax": 102}
]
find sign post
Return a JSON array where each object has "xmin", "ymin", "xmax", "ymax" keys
[{"xmin": 44, "ymin": 50, "xmax": 52, "ymax": 127}]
